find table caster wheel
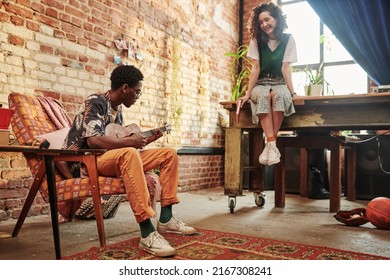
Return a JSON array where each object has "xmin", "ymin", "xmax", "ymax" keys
[
  {"xmin": 254, "ymin": 192, "xmax": 266, "ymax": 207},
  {"xmin": 228, "ymin": 196, "xmax": 236, "ymax": 213}
]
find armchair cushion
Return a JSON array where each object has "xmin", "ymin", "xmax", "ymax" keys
[{"xmin": 34, "ymin": 127, "xmax": 70, "ymax": 149}]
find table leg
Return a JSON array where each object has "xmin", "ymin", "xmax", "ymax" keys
[
  {"xmin": 224, "ymin": 128, "xmax": 243, "ymax": 196},
  {"xmin": 329, "ymin": 143, "xmax": 341, "ymax": 212},
  {"xmin": 274, "ymin": 141, "xmax": 285, "ymax": 207},
  {"xmin": 44, "ymin": 155, "xmax": 61, "ymax": 260}
]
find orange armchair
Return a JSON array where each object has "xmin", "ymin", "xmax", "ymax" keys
[{"xmin": 8, "ymin": 92, "xmax": 157, "ymax": 252}]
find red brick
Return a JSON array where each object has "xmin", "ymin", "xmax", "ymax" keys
[
  {"xmin": 26, "ymin": 20, "xmax": 40, "ymax": 31},
  {"xmin": 61, "ymin": 94, "xmax": 84, "ymax": 104},
  {"xmin": 59, "ymin": 12, "xmax": 70, "ymax": 23},
  {"xmin": 42, "ymin": 0, "xmax": 64, "ymax": 10},
  {"xmin": 54, "ymin": 29, "xmax": 66, "ymax": 38},
  {"xmin": 35, "ymin": 90, "xmax": 61, "ymax": 100},
  {"xmin": 45, "ymin": 7, "xmax": 58, "ymax": 18},
  {"xmin": 31, "ymin": 2, "xmax": 45, "ymax": 13},
  {"xmin": 36, "ymin": 14, "xmax": 60, "ymax": 28},
  {"xmin": 5, "ymin": 198, "xmax": 23, "ymax": 208},
  {"xmin": 40, "ymin": 45, "xmax": 54, "ymax": 54},
  {"xmin": 10, "ymin": 15, "xmax": 24, "ymax": 26}
]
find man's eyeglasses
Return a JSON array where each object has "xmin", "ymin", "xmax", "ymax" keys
[{"xmin": 130, "ymin": 87, "xmax": 142, "ymax": 98}]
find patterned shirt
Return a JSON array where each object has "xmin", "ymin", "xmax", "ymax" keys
[{"xmin": 63, "ymin": 92, "xmax": 123, "ymax": 177}]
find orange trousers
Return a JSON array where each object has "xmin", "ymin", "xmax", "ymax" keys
[{"xmin": 96, "ymin": 147, "xmax": 180, "ymax": 223}]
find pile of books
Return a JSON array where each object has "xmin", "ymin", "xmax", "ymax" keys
[{"xmin": 372, "ymin": 85, "xmax": 390, "ymax": 93}]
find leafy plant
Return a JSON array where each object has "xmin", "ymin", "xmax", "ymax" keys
[
  {"xmin": 225, "ymin": 45, "xmax": 252, "ymax": 101},
  {"xmin": 303, "ymin": 62, "xmax": 334, "ymax": 95}
]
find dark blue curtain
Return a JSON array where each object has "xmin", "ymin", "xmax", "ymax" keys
[{"xmin": 307, "ymin": 0, "xmax": 390, "ymax": 85}]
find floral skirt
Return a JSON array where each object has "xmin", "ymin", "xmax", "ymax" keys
[{"xmin": 249, "ymin": 83, "xmax": 295, "ymax": 125}]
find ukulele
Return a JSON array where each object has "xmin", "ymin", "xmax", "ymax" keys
[{"xmin": 105, "ymin": 122, "xmax": 172, "ymax": 138}]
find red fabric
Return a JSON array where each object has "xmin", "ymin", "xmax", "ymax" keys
[{"xmin": 36, "ymin": 96, "xmax": 72, "ymax": 129}]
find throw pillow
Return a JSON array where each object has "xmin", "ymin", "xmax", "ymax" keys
[{"xmin": 35, "ymin": 127, "xmax": 70, "ymax": 149}]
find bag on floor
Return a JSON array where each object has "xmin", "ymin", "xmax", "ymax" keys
[
  {"xmin": 308, "ymin": 166, "xmax": 329, "ymax": 199},
  {"xmin": 75, "ymin": 195, "xmax": 124, "ymax": 220}
]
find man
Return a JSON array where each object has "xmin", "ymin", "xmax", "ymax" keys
[{"xmin": 63, "ymin": 65, "xmax": 197, "ymax": 257}]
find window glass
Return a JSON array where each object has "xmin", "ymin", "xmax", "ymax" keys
[
  {"xmin": 324, "ymin": 64, "xmax": 368, "ymax": 95},
  {"xmin": 323, "ymin": 26, "xmax": 353, "ymax": 62},
  {"xmin": 283, "ymin": 2, "xmax": 319, "ymax": 65},
  {"xmin": 292, "ymin": 69, "xmax": 309, "ymax": 96}
]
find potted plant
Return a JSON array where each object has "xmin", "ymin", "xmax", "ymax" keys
[
  {"xmin": 303, "ymin": 62, "xmax": 333, "ymax": 96},
  {"xmin": 225, "ymin": 45, "xmax": 252, "ymax": 101}
]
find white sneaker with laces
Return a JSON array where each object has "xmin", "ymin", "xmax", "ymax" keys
[
  {"xmin": 259, "ymin": 143, "xmax": 269, "ymax": 165},
  {"xmin": 269, "ymin": 141, "xmax": 281, "ymax": 157},
  {"xmin": 157, "ymin": 217, "xmax": 197, "ymax": 235},
  {"xmin": 139, "ymin": 231, "xmax": 176, "ymax": 257},
  {"xmin": 267, "ymin": 141, "xmax": 280, "ymax": 165}
]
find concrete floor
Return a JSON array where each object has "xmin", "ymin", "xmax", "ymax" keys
[{"xmin": 0, "ymin": 187, "xmax": 389, "ymax": 260}]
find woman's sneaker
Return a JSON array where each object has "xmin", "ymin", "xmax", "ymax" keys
[
  {"xmin": 139, "ymin": 231, "xmax": 176, "ymax": 257},
  {"xmin": 267, "ymin": 141, "xmax": 280, "ymax": 165},
  {"xmin": 259, "ymin": 144, "xmax": 269, "ymax": 165}
]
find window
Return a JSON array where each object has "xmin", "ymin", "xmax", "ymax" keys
[{"xmin": 280, "ymin": 0, "xmax": 369, "ymax": 95}]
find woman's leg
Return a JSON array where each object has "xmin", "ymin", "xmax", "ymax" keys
[
  {"xmin": 259, "ymin": 92, "xmax": 275, "ymax": 138},
  {"xmin": 258, "ymin": 90, "xmax": 282, "ymax": 165}
]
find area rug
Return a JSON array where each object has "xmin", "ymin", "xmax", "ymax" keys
[{"xmin": 62, "ymin": 228, "xmax": 389, "ymax": 260}]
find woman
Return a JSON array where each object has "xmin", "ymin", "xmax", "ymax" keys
[{"xmin": 238, "ymin": 2, "xmax": 297, "ymax": 165}]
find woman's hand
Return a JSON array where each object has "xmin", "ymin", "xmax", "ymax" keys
[{"xmin": 238, "ymin": 94, "xmax": 250, "ymax": 107}]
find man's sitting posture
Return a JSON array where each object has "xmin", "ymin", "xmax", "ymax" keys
[{"xmin": 62, "ymin": 65, "xmax": 197, "ymax": 257}]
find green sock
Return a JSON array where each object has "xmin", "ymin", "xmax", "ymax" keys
[
  {"xmin": 159, "ymin": 205, "xmax": 173, "ymax": 223},
  {"xmin": 139, "ymin": 218, "xmax": 155, "ymax": 238}
]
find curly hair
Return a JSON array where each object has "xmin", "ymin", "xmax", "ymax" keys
[
  {"xmin": 247, "ymin": 2, "xmax": 288, "ymax": 46},
  {"xmin": 110, "ymin": 65, "xmax": 144, "ymax": 90}
]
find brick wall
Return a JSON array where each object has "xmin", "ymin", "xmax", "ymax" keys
[
  {"xmin": 0, "ymin": 0, "xmax": 241, "ymax": 220},
  {"xmin": 178, "ymin": 154, "xmax": 224, "ymax": 192},
  {"xmin": 243, "ymin": 0, "xmax": 275, "ymax": 45}
]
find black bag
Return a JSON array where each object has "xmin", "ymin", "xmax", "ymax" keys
[{"xmin": 308, "ymin": 166, "xmax": 329, "ymax": 199}]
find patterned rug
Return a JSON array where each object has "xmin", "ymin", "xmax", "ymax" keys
[{"xmin": 63, "ymin": 228, "xmax": 389, "ymax": 260}]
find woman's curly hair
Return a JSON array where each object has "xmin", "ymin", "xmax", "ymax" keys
[
  {"xmin": 247, "ymin": 2, "xmax": 288, "ymax": 46},
  {"xmin": 110, "ymin": 65, "xmax": 144, "ymax": 90}
]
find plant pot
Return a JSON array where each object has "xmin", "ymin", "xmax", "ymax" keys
[{"xmin": 305, "ymin": 84, "xmax": 323, "ymax": 96}]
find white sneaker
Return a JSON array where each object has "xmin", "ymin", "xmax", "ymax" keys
[
  {"xmin": 259, "ymin": 144, "xmax": 269, "ymax": 165},
  {"xmin": 139, "ymin": 231, "xmax": 176, "ymax": 257},
  {"xmin": 157, "ymin": 217, "xmax": 197, "ymax": 235},
  {"xmin": 269, "ymin": 141, "xmax": 281, "ymax": 157},
  {"xmin": 267, "ymin": 141, "xmax": 280, "ymax": 165}
]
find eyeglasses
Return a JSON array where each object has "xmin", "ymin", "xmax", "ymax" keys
[{"xmin": 130, "ymin": 87, "xmax": 142, "ymax": 99}]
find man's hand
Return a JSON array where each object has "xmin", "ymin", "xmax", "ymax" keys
[
  {"xmin": 129, "ymin": 133, "xmax": 148, "ymax": 149},
  {"xmin": 145, "ymin": 128, "xmax": 163, "ymax": 145}
]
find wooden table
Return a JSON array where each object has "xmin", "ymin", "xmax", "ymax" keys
[
  {"xmin": 220, "ymin": 92, "xmax": 390, "ymax": 212},
  {"xmin": 0, "ymin": 145, "xmax": 106, "ymax": 259}
]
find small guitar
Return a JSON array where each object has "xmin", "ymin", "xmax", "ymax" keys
[{"xmin": 105, "ymin": 122, "xmax": 172, "ymax": 138}]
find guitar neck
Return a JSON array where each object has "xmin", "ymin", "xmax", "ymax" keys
[{"xmin": 140, "ymin": 127, "xmax": 167, "ymax": 138}]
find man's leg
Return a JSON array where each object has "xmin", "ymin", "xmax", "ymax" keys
[
  {"xmin": 97, "ymin": 147, "xmax": 176, "ymax": 257},
  {"xmin": 141, "ymin": 148, "xmax": 197, "ymax": 235},
  {"xmin": 97, "ymin": 147, "xmax": 155, "ymax": 222}
]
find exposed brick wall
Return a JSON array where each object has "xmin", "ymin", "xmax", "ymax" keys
[
  {"xmin": 0, "ymin": 152, "xmax": 49, "ymax": 221},
  {"xmin": 178, "ymin": 154, "xmax": 224, "ymax": 192},
  {"xmin": 242, "ymin": 1, "xmax": 276, "ymax": 45},
  {"xmin": 0, "ymin": 0, "xmax": 238, "ymax": 220}
]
